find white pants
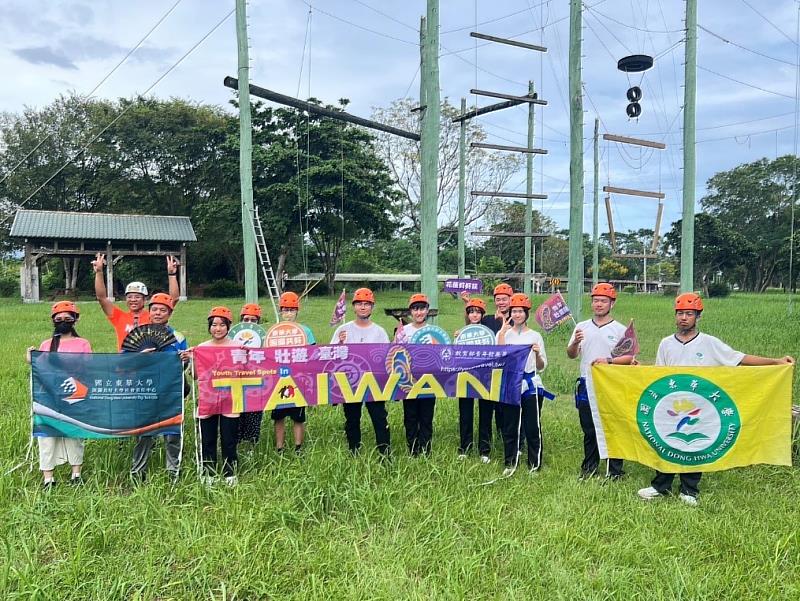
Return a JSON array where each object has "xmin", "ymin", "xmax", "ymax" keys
[{"xmin": 38, "ymin": 437, "xmax": 84, "ymax": 471}]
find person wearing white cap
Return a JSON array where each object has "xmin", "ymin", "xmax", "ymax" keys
[{"xmin": 91, "ymin": 253, "xmax": 180, "ymax": 350}]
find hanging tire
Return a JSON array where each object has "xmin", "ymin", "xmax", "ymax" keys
[
  {"xmin": 627, "ymin": 86, "xmax": 642, "ymax": 102},
  {"xmin": 626, "ymin": 102, "xmax": 642, "ymax": 118}
]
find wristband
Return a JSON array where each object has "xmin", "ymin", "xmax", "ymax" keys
[
  {"xmin": 606, "ymin": 357, "xmax": 612, "ymax": 365},
  {"xmin": 168, "ymin": 272, "xmax": 177, "ymax": 276}
]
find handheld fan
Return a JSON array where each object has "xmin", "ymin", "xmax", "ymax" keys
[{"xmin": 121, "ymin": 324, "xmax": 177, "ymax": 352}]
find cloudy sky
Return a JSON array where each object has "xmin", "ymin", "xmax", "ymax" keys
[{"xmin": 2, "ymin": 0, "xmax": 799, "ymax": 237}]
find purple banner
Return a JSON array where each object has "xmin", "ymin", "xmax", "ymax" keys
[
  {"xmin": 443, "ymin": 278, "xmax": 483, "ymax": 294},
  {"xmin": 195, "ymin": 344, "xmax": 529, "ymax": 416}
]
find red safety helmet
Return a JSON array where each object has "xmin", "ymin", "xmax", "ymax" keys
[
  {"xmin": 590, "ymin": 282, "xmax": 617, "ymax": 300},
  {"xmin": 279, "ymin": 292, "xmax": 300, "ymax": 310},
  {"xmin": 408, "ymin": 293, "xmax": 429, "ymax": 308},
  {"xmin": 675, "ymin": 292, "xmax": 704, "ymax": 312},
  {"xmin": 51, "ymin": 301, "xmax": 79, "ymax": 317},
  {"xmin": 493, "ymin": 283, "xmax": 514, "ymax": 297},
  {"xmin": 149, "ymin": 293, "xmax": 174, "ymax": 311},
  {"xmin": 240, "ymin": 303, "xmax": 262, "ymax": 318},
  {"xmin": 352, "ymin": 287, "xmax": 375, "ymax": 304},
  {"xmin": 208, "ymin": 306, "xmax": 233, "ymax": 321},
  {"xmin": 465, "ymin": 298, "xmax": 487, "ymax": 313},
  {"xmin": 509, "ymin": 293, "xmax": 532, "ymax": 309}
]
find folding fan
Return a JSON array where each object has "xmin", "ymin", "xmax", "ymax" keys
[{"xmin": 121, "ymin": 324, "xmax": 177, "ymax": 352}]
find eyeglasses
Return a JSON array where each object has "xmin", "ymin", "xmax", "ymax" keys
[
  {"xmin": 53, "ymin": 318, "xmax": 76, "ymax": 324},
  {"xmin": 241, "ymin": 316, "xmax": 259, "ymax": 323}
]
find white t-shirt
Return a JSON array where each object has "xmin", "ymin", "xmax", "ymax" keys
[
  {"xmin": 568, "ymin": 319, "xmax": 627, "ymax": 378},
  {"xmin": 655, "ymin": 332, "xmax": 745, "ymax": 367},
  {"xmin": 330, "ymin": 320, "xmax": 389, "ymax": 344},
  {"xmin": 503, "ymin": 327, "xmax": 547, "ymax": 394},
  {"xmin": 402, "ymin": 323, "xmax": 425, "ymax": 338}
]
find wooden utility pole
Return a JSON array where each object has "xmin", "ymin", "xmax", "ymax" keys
[
  {"xmin": 593, "ymin": 117, "xmax": 599, "ymax": 288},
  {"xmin": 681, "ymin": 0, "xmax": 698, "ymax": 292},
  {"xmin": 524, "ymin": 81, "xmax": 536, "ymax": 295},
  {"xmin": 458, "ymin": 98, "xmax": 466, "ymax": 278},
  {"xmin": 568, "ymin": 0, "xmax": 584, "ymax": 319}
]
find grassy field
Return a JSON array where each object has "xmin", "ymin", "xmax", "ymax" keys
[{"xmin": 1, "ymin": 292, "xmax": 798, "ymax": 600}]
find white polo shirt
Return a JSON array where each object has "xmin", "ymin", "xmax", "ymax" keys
[
  {"xmin": 503, "ymin": 327, "xmax": 547, "ymax": 394},
  {"xmin": 655, "ymin": 332, "xmax": 745, "ymax": 367},
  {"xmin": 568, "ymin": 319, "xmax": 627, "ymax": 378},
  {"xmin": 330, "ymin": 321, "xmax": 389, "ymax": 344}
]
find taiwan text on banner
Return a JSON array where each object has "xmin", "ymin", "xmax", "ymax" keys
[
  {"xmin": 589, "ymin": 364, "xmax": 793, "ymax": 473},
  {"xmin": 195, "ymin": 344, "xmax": 529, "ymax": 416},
  {"xmin": 32, "ymin": 351, "xmax": 184, "ymax": 438}
]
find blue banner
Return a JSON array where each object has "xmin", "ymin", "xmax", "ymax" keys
[{"xmin": 31, "ymin": 351, "xmax": 184, "ymax": 439}]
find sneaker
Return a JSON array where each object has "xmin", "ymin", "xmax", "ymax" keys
[
  {"xmin": 679, "ymin": 493, "xmax": 698, "ymax": 506},
  {"xmin": 276, "ymin": 447, "xmax": 285, "ymax": 456},
  {"xmin": 224, "ymin": 475, "xmax": 238, "ymax": 487},
  {"xmin": 457, "ymin": 454, "xmax": 468, "ymax": 461},
  {"xmin": 42, "ymin": 479, "xmax": 56, "ymax": 490},
  {"xmin": 578, "ymin": 468, "xmax": 597, "ymax": 481},
  {"xmin": 637, "ymin": 486, "xmax": 664, "ymax": 500},
  {"xmin": 69, "ymin": 475, "xmax": 84, "ymax": 486},
  {"xmin": 201, "ymin": 475, "xmax": 217, "ymax": 487},
  {"xmin": 480, "ymin": 455, "xmax": 491, "ymax": 464},
  {"xmin": 294, "ymin": 445, "xmax": 303, "ymax": 457},
  {"xmin": 502, "ymin": 467, "xmax": 515, "ymax": 477},
  {"xmin": 606, "ymin": 473, "xmax": 624, "ymax": 482},
  {"xmin": 528, "ymin": 465, "xmax": 540, "ymax": 475}
]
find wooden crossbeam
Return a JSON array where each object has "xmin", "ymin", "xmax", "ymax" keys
[
  {"xmin": 602, "ymin": 133, "xmax": 666, "ymax": 149},
  {"xmin": 471, "ymin": 190, "xmax": 548, "ymax": 200},
  {"xmin": 469, "ymin": 89, "xmax": 548, "ymax": 106},
  {"xmin": 471, "ymin": 142, "xmax": 548, "ymax": 154},
  {"xmin": 612, "ymin": 253, "xmax": 659, "ymax": 260},
  {"xmin": 471, "ymin": 231, "xmax": 551, "ymax": 238},
  {"xmin": 451, "ymin": 99, "xmax": 524, "ymax": 123},
  {"xmin": 470, "ymin": 32, "xmax": 548, "ymax": 53},
  {"xmin": 603, "ymin": 186, "xmax": 665, "ymax": 200}
]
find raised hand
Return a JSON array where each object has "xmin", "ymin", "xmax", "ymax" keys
[{"xmin": 91, "ymin": 253, "xmax": 106, "ymax": 273}]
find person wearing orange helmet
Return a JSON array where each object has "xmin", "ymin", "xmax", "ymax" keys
[
  {"xmin": 195, "ymin": 306, "xmax": 240, "ymax": 486},
  {"xmin": 497, "ymin": 293, "xmax": 548, "ymax": 476},
  {"xmin": 236, "ymin": 302, "xmax": 265, "ymax": 446},
  {"xmin": 401, "ymin": 293, "xmax": 436, "ymax": 456},
  {"xmin": 91, "ymin": 253, "xmax": 180, "ymax": 351},
  {"xmin": 130, "ymin": 292, "xmax": 189, "ymax": 482},
  {"xmin": 637, "ymin": 292, "xmax": 795, "ymax": 506},
  {"xmin": 26, "ymin": 301, "xmax": 92, "ymax": 489},
  {"xmin": 567, "ymin": 282, "xmax": 634, "ymax": 481},
  {"xmin": 271, "ymin": 291, "xmax": 316, "ymax": 457},
  {"xmin": 330, "ymin": 287, "xmax": 391, "ymax": 456},
  {"xmin": 456, "ymin": 297, "xmax": 495, "ymax": 463}
]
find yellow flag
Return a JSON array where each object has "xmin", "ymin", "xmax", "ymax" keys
[{"xmin": 589, "ymin": 364, "xmax": 794, "ymax": 473}]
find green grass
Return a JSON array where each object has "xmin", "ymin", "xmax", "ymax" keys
[{"xmin": 1, "ymin": 292, "xmax": 799, "ymax": 600}]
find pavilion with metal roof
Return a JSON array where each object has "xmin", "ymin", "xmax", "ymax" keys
[{"xmin": 9, "ymin": 210, "xmax": 196, "ymax": 302}]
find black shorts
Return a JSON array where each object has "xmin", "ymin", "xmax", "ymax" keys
[{"xmin": 271, "ymin": 406, "xmax": 306, "ymax": 423}]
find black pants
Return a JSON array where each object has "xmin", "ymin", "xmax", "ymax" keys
[
  {"xmin": 200, "ymin": 415, "xmax": 239, "ymax": 477},
  {"xmin": 501, "ymin": 394, "xmax": 543, "ymax": 469},
  {"xmin": 343, "ymin": 402, "xmax": 390, "ymax": 455},
  {"xmin": 237, "ymin": 411, "xmax": 263, "ymax": 444},
  {"xmin": 577, "ymin": 399, "xmax": 624, "ymax": 477},
  {"xmin": 458, "ymin": 398, "xmax": 494, "ymax": 456},
  {"xmin": 652, "ymin": 471, "xmax": 702, "ymax": 498},
  {"xmin": 403, "ymin": 398, "xmax": 435, "ymax": 456}
]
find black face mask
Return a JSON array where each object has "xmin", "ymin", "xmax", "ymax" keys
[{"xmin": 53, "ymin": 322, "xmax": 73, "ymax": 335}]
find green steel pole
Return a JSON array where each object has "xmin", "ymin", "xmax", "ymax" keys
[
  {"xmin": 524, "ymin": 81, "xmax": 535, "ymax": 296},
  {"xmin": 592, "ymin": 117, "xmax": 599, "ymax": 288},
  {"xmin": 568, "ymin": 0, "xmax": 584, "ymax": 320},
  {"xmin": 420, "ymin": 2, "xmax": 440, "ymax": 310},
  {"xmin": 681, "ymin": 0, "xmax": 697, "ymax": 292},
  {"xmin": 458, "ymin": 97, "xmax": 466, "ymax": 279},
  {"xmin": 236, "ymin": 0, "xmax": 257, "ymax": 303}
]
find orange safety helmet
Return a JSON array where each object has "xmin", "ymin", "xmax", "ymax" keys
[
  {"xmin": 208, "ymin": 306, "xmax": 233, "ymax": 321},
  {"xmin": 51, "ymin": 300, "xmax": 79, "ymax": 317},
  {"xmin": 149, "ymin": 292, "xmax": 174, "ymax": 311},
  {"xmin": 352, "ymin": 287, "xmax": 375, "ymax": 304},
  {"xmin": 493, "ymin": 283, "xmax": 514, "ymax": 297},
  {"xmin": 590, "ymin": 282, "xmax": 617, "ymax": 300},
  {"xmin": 279, "ymin": 292, "xmax": 300, "ymax": 310},
  {"xmin": 509, "ymin": 293, "xmax": 532, "ymax": 309},
  {"xmin": 408, "ymin": 293, "xmax": 429, "ymax": 308},
  {"xmin": 465, "ymin": 298, "xmax": 487, "ymax": 313},
  {"xmin": 675, "ymin": 292, "xmax": 704, "ymax": 312},
  {"xmin": 240, "ymin": 303, "xmax": 262, "ymax": 318}
]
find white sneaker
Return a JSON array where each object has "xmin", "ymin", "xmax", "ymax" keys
[
  {"xmin": 502, "ymin": 467, "xmax": 515, "ymax": 477},
  {"xmin": 480, "ymin": 455, "xmax": 491, "ymax": 464},
  {"xmin": 679, "ymin": 493, "xmax": 698, "ymax": 506},
  {"xmin": 201, "ymin": 475, "xmax": 217, "ymax": 487},
  {"xmin": 457, "ymin": 454, "xmax": 467, "ymax": 461},
  {"xmin": 224, "ymin": 475, "xmax": 238, "ymax": 487},
  {"xmin": 637, "ymin": 486, "xmax": 663, "ymax": 500}
]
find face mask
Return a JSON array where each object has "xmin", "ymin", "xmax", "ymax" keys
[{"xmin": 54, "ymin": 321, "xmax": 73, "ymax": 335}]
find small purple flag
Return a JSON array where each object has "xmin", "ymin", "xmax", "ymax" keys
[
  {"xmin": 534, "ymin": 291, "xmax": 573, "ymax": 333},
  {"xmin": 611, "ymin": 319, "xmax": 640, "ymax": 358},
  {"xmin": 330, "ymin": 289, "xmax": 347, "ymax": 326}
]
